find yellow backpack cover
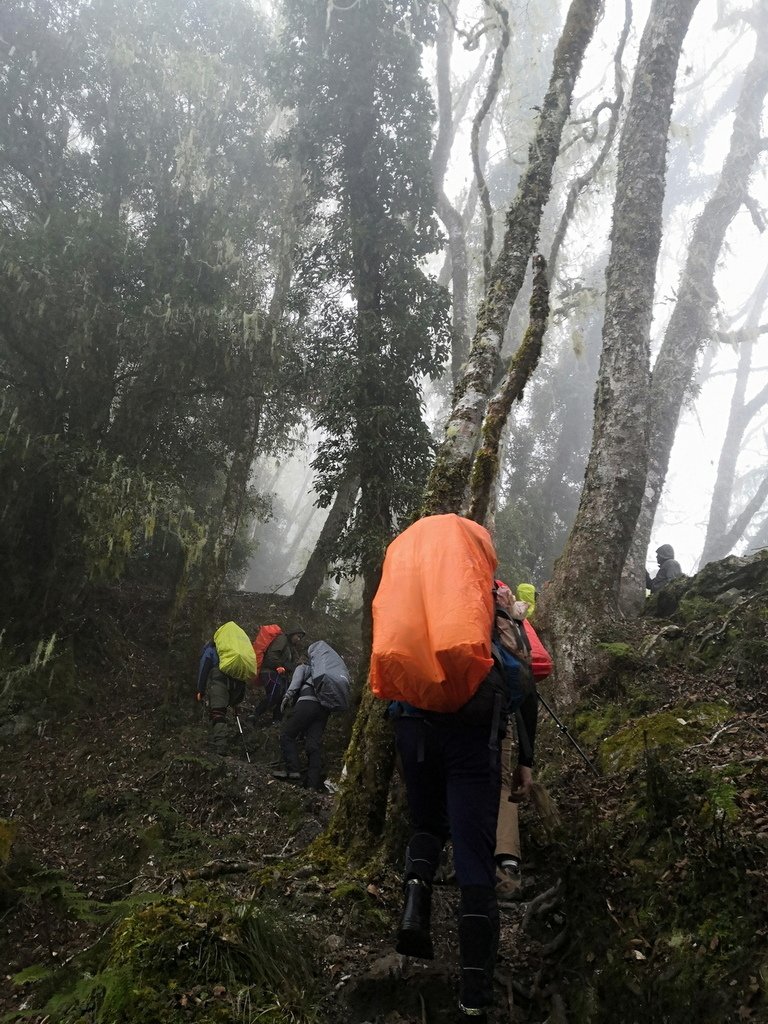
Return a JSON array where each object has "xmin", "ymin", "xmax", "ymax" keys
[{"xmin": 213, "ymin": 622, "xmax": 257, "ymax": 682}]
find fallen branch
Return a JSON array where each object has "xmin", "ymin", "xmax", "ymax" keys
[{"xmin": 180, "ymin": 860, "xmax": 258, "ymax": 881}]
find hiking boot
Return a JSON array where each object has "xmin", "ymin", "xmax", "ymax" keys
[
  {"xmin": 395, "ymin": 878, "xmax": 434, "ymax": 959},
  {"xmin": 271, "ymin": 769, "xmax": 301, "ymax": 781},
  {"xmin": 495, "ymin": 857, "xmax": 522, "ymax": 902}
]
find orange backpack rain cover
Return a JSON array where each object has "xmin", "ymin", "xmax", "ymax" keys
[{"xmin": 370, "ymin": 514, "xmax": 496, "ymax": 713}]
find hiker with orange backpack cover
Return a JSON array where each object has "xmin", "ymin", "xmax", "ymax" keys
[{"xmin": 370, "ymin": 514, "xmax": 507, "ymax": 1024}]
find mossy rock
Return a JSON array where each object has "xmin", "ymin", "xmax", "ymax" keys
[
  {"xmin": 676, "ymin": 594, "xmax": 719, "ymax": 624},
  {"xmin": 599, "ymin": 703, "xmax": 731, "ymax": 774},
  {"xmin": 596, "ymin": 641, "xmax": 646, "ymax": 667},
  {"xmin": 573, "ymin": 704, "xmax": 627, "ymax": 749}
]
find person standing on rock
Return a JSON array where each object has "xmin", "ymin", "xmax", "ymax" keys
[{"xmin": 646, "ymin": 544, "xmax": 683, "ymax": 593}]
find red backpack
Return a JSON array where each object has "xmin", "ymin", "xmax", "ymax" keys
[{"xmin": 252, "ymin": 624, "xmax": 282, "ymax": 672}]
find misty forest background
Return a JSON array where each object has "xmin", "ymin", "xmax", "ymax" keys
[
  {"xmin": 2, "ymin": 0, "xmax": 768, "ymax": 1021},
  {"xmin": 2, "ymin": 0, "xmax": 767, "ymax": 655}
]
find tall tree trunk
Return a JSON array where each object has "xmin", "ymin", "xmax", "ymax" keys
[
  {"xmin": 422, "ymin": 0, "xmax": 602, "ymax": 518},
  {"xmin": 328, "ymin": 0, "xmax": 601, "ymax": 865},
  {"xmin": 619, "ymin": 6, "xmax": 768, "ymax": 613},
  {"xmin": 471, "ymin": 1, "xmax": 510, "ymax": 290},
  {"xmin": 745, "ymin": 503, "xmax": 768, "ymax": 554},
  {"xmin": 700, "ymin": 267, "xmax": 768, "ymax": 566},
  {"xmin": 290, "ymin": 473, "xmax": 359, "ymax": 612},
  {"xmin": 432, "ymin": 1, "xmax": 468, "ymax": 384},
  {"xmin": 468, "ymin": 254, "xmax": 550, "ymax": 523},
  {"xmin": 538, "ymin": 0, "xmax": 700, "ymax": 694},
  {"xmin": 343, "ymin": 37, "xmax": 389, "ymax": 662},
  {"xmin": 282, "ymin": 481, "xmax": 321, "ymax": 570}
]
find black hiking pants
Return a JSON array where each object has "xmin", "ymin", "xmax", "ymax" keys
[
  {"xmin": 280, "ymin": 700, "xmax": 330, "ymax": 791},
  {"xmin": 394, "ymin": 691, "xmax": 502, "ymax": 1012}
]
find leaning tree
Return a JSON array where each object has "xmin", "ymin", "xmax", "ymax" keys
[
  {"xmin": 326, "ymin": 0, "xmax": 603, "ymax": 863},
  {"xmin": 537, "ymin": 0, "xmax": 702, "ymax": 692}
]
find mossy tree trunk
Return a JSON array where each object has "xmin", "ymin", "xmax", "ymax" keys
[
  {"xmin": 467, "ymin": 254, "xmax": 550, "ymax": 524},
  {"xmin": 538, "ymin": 0, "xmax": 701, "ymax": 695},
  {"xmin": 471, "ymin": 0, "xmax": 510, "ymax": 291},
  {"xmin": 421, "ymin": 0, "xmax": 602, "ymax": 519},
  {"xmin": 324, "ymin": 686, "xmax": 397, "ymax": 866},
  {"xmin": 330, "ymin": 0, "xmax": 601, "ymax": 863},
  {"xmin": 618, "ymin": 5, "xmax": 768, "ymax": 615}
]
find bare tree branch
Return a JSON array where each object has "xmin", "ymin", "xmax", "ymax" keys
[
  {"xmin": 468, "ymin": 254, "xmax": 550, "ymax": 523},
  {"xmin": 471, "ymin": 1, "xmax": 510, "ymax": 289},
  {"xmin": 548, "ymin": 0, "xmax": 632, "ymax": 280}
]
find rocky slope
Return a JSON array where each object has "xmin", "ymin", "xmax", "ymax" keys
[{"xmin": 1, "ymin": 553, "xmax": 767, "ymax": 1023}]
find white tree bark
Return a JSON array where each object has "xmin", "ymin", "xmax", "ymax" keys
[
  {"xmin": 539, "ymin": 0, "xmax": 701, "ymax": 695},
  {"xmin": 422, "ymin": 0, "xmax": 603, "ymax": 517},
  {"xmin": 620, "ymin": 5, "xmax": 768, "ymax": 613}
]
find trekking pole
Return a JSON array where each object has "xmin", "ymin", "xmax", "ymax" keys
[
  {"xmin": 537, "ymin": 691, "xmax": 599, "ymax": 777},
  {"xmin": 234, "ymin": 711, "xmax": 251, "ymax": 764}
]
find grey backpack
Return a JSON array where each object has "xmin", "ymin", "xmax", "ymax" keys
[{"xmin": 307, "ymin": 641, "xmax": 351, "ymax": 713}]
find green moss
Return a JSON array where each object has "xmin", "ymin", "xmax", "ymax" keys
[
  {"xmin": 421, "ymin": 452, "xmax": 472, "ymax": 516},
  {"xmin": 329, "ymin": 880, "xmax": 389, "ymax": 931},
  {"xmin": 597, "ymin": 641, "xmax": 644, "ymax": 666},
  {"xmin": 559, "ymin": 808, "xmax": 765, "ymax": 1023},
  {"xmin": 573, "ymin": 704, "xmax": 626, "ymax": 748},
  {"xmin": 677, "ymin": 595, "xmax": 718, "ymax": 624},
  {"xmin": 305, "ymin": 833, "xmax": 350, "ymax": 876},
  {"xmin": 600, "ymin": 703, "xmax": 731, "ymax": 774},
  {"xmin": 330, "ymin": 880, "xmax": 368, "ymax": 902},
  {"xmin": 21, "ymin": 896, "xmax": 319, "ymax": 1023}
]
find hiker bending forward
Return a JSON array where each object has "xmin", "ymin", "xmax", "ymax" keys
[
  {"xmin": 371, "ymin": 515, "xmax": 504, "ymax": 1023},
  {"xmin": 205, "ymin": 666, "xmax": 245, "ymax": 757},
  {"xmin": 253, "ymin": 628, "xmax": 305, "ymax": 722},
  {"xmin": 274, "ymin": 641, "xmax": 351, "ymax": 792},
  {"xmin": 274, "ymin": 664, "xmax": 329, "ymax": 791}
]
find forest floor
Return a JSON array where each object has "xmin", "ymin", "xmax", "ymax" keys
[{"xmin": 2, "ymin": 559, "xmax": 768, "ymax": 1023}]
